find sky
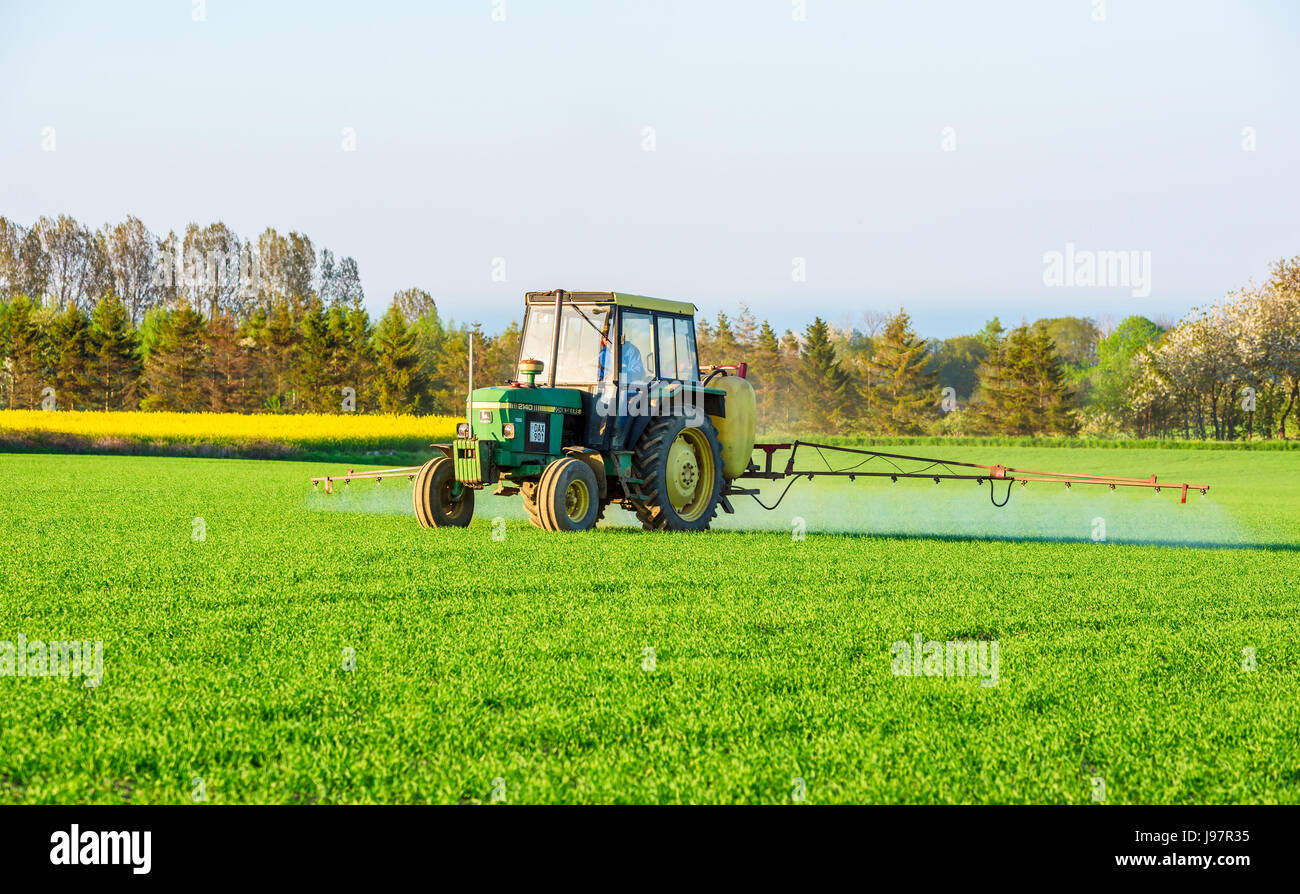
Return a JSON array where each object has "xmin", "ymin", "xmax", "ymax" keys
[{"xmin": 2, "ymin": 0, "xmax": 1297, "ymax": 338}]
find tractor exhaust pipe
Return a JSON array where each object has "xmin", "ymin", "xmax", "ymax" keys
[{"xmin": 548, "ymin": 289, "xmax": 563, "ymax": 388}]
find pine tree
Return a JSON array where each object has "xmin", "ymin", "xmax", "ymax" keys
[
  {"xmin": 87, "ymin": 293, "xmax": 140, "ymax": 410},
  {"xmin": 864, "ymin": 310, "xmax": 937, "ymax": 434},
  {"xmin": 971, "ymin": 324, "xmax": 1076, "ymax": 435},
  {"xmin": 261, "ymin": 297, "xmax": 299, "ymax": 410},
  {"xmin": 47, "ymin": 304, "xmax": 92, "ymax": 409},
  {"xmin": 976, "ymin": 317, "xmax": 1005, "ymax": 351},
  {"xmin": 373, "ymin": 303, "xmax": 425, "ymax": 413},
  {"xmin": 342, "ymin": 302, "xmax": 376, "ymax": 410},
  {"xmin": 754, "ymin": 320, "xmax": 792, "ymax": 431},
  {"xmin": 795, "ymin": 317, "xmax": 857, "ymax": 433},
  {"xmin": 2, "ymin": 295, "xmax": 47, "ymax": 408},
  {"xmin": 1025, "ymin": 324, "xmax": 1077, "ymax": 434},
  {"xmin": 294, "ymin": 296, "xmax": 334, "ymax": 412},
  {"xmin": 141, "ymin": 306, "xmax": 207, "ymax": 411},
  {"xmin": 710, "ymin": 311, "xmax": 738, "ymax": 365},
  {"xmin": 428, "ymin": 328, "xmax": 470, "ymax": 414},
  {"xmin": 733, "ymin": 303, "xmax": 759, "ymax": 349},
  {"xmin": 203, "ymin": 312, "xmax": 255, "ymax": 412}
]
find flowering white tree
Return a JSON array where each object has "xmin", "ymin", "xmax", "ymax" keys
[{"xmin": 1133, "ymin": 257, "xmax": 1300, "ymax": 439}]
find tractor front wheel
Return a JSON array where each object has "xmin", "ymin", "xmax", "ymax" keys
[
  {"xmin": 523, "ymin": 477, "xmax": 607, "ymax": 530},
  {"xmin": 412, "ymin": 456, "xmax": 474, "ymax": 528},
  {"xmin": 536, "ymin": 458, "xmax": 601, "ymax": 531},
  {"xmin": 630, "ymin": 414, "xmax": 723, "ymax": 531}
]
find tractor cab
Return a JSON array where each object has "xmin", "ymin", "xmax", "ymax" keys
[{"xmin": 421, "ymin": 289, "xmax": 757, "ymax": 533}]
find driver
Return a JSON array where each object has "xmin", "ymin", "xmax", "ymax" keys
[{"xmin": 599, "ymin": 336, "xmax": 645, "ymax": 382}]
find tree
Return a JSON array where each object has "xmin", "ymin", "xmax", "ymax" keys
[
  {"xmin": 340, "ymin": 302, "xmax": 376, "ymax": 410},
  {"xmin": 1258, "ymin": 257, "xmax": 1300, "ymax": 438},
  {"xmin": 203, "ymin": 313, "xmax": 256, "ymax": 412},
  {"xmin": 373, "ymin": 303, "xmax": 425, "ymax": 413},
  {"xmin": 181, "ymin": 222, "xmax": 242, "ymax": 318},
  {"xmin": 317, "ymin": 248, "xmax": 339, "ymax": 306},
  {"xmin": 794, "ymin": 317, "xmax": 857, "ymax": 433},
  {"xmin": 254, "ymin": 228, "xmax": 289, "ymax": 306},
  {"xmin": 975, "ymin": 317, "xmax": 1005, "ymax": 351},
  {"xmin": 972, "ymin": 324, "xmax": 1076, "ymax": 435},
  {"xmin": 393, "ymin": 288, "xmax": 436, "ymax": 325},
  {"xmin": 1036, "ymin": 316, "xmax": 1100, "ymax": 369},
  {"xmin": 336, "ymin": 256, "xmax": 363, "ymax": 306},
  {"xmin": 141, "ymin": 306, "xmax": 207, "ymax": 411},
  {"xmin": 254, "ymin": 297, "xmax": 300, "ymax": 409},
  {"xmin": 35, "ymin": 215, "xmax": 102, "ymax": 310},
  {"xmin": 0, "ymin": 217, "xmax": 24, "ymax": 299},
  {"xmin": 283, "ymin": 232, "xmax": 316, "ymax": 304},
  {"xmin": 699, "ymin": 311, "xmax": 738, "ymax": 368},
  {"xmin": 485, "ymin": 320, "xmax": 521, "ymax": 386},
  {"xmin": 101, "ymin": 216, "xmax": 157, "ymax": 324},
  {"xmin": 47, "ymin": 304, "xmax": 93, "ymax": 409},
  {"xmin": 87, "ymin": 292, "xmax": 140, "ymax": 411},
  {"xmin": 427, "ymin": 326, "xmax": 470, "ymax": 414},
  {"xmin": 293, "ymin": 296, "xmax": 336, "ymax": 412},
  {"xmin": 753, "ymin": 320, "xmax": 794, "ymax": 431},
  {"xmin": 1, "ymin": 295, "xmax": 47, "ymax": 408},
  {"xmin": 1084, "ymin": 316, "xmax": 1163, "ymax": 431},
  {"xmin": 733, "ymin": 303, "xmax": 759, "ymax": 348},
  {"xmin": 153, "ymin": 230, "xmax": 181, "ymax": 311},
  {"xmin": 928, "ymin": 335, "xmax": 988, "ymax": 404},
  {"xmin": 1024, "ymin": 325, "xmax": 1077, "ymax": 435},
  {"xmin": 864, "ymin": 310, "xmax": 936, "ymax": 434}
]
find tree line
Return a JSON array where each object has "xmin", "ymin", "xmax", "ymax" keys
[
  {"xmin": 0, "ymin": 214, "xmax": 518, "ymax": 415},
  {"xmin": 698, "ymin": 256, "xmax": 1299, "ymax": 440},
  {"xmin": 2, "ymin": 214, "xmax": 1296, "ymax": 440}
]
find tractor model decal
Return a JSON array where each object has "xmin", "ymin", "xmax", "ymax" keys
[{"xmin": 469, "ymin": 401, "xmax": 582, "ymax": 416}]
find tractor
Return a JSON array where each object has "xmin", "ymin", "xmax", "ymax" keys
[
  {"xmin": 412, "ymin": 289, "xmax": 757, "ymax": 532},
  {"xmin": 311, "ymin": 289, "xmax": 1209, "ymax": 526}
]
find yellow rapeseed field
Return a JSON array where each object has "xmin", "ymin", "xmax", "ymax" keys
[{"xmin": 0, "ymin": 410, "xmax": 460, "ymax": 457}]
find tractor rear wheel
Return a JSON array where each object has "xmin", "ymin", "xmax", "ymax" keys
[
  {"xmin": 630, "ymin": 414, "xmax": 723, "ymax": 531},
  {"xmin": 536, "ymin": 458, "xmax": 601, "ymax": 531},
  {"xmin": 412, "ymin": 456, "xmax": 474, "ymax": 528}
]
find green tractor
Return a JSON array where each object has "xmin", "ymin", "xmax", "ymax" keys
[
  {"xmin": 313, "ymin": 290, "xmax": 1212, "ymax": 524},
  {"xmin": 412, "ymin": 289, "xmax": 757, "ymax": 532}
]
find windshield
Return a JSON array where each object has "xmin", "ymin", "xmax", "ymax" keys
[{"xmin": 518, "ymin": 304, "xmax": 611, "ymax": 384}]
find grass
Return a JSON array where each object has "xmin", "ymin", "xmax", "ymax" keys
[{"xmin": 0, "ymin": 445, "xmax": 1296, "ymax": 803}]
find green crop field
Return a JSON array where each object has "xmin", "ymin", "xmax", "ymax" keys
[{"xmin": 1, "ymin": 446, "xmax": 1297, "ymax": 804}]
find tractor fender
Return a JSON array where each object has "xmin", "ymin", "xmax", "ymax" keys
[
  {"xmin": 624, "ymin": 414, "xmax": 653, "ymax": 452},
  {"xmin": 431, "ymin": 443, "xmax": 454, "ymax": 459},
  {"xmin": 563, "ymin": 446, "xmax": 608, "ymax": 500}
]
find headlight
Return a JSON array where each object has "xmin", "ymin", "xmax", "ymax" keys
[
  {"xmin": 456, "ymin": 422, "xmax": 470, "ymax": 438},
  {"xmin": 502, "ymin": 423, "xmax": 516, "ymax": 439}
]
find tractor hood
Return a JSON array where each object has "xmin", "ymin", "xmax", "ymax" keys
[
  {"xmin": 466, "ymin": 385, "xmax": 582, "ymax": 456},
  {"xmin": 467, "ymin": 385, "xmax": 582, "ymax": 421}
]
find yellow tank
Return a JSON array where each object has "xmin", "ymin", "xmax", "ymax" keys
[{"xmin": 709, "ymin": 374, "xmax": 757, "ymax": 480}]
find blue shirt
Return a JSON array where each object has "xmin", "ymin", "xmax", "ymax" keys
[{"xmin": 599, "ymin": 341, "xmax": 644, "ymax": 381}]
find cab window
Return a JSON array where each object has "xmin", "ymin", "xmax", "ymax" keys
[
  {"xmin": 673, "ymin": 316, "xmax": 699, "ymax": 381},
  {"xmin": 617, "ymin": 310, "xmax": 653, "ymax": 384},
  {"xmin": 656, "ymin": 315, "xmax": 677, "ymax": 380},
  {"xmin": 652, "ymin": 313, "xmax": 699, "ymax": 381},
  {"xmin": 520, "ymin": 303, "xmax": 610, "ymax": 384}
]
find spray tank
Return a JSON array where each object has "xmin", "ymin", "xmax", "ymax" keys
[{"xmin": 704, "ymin": 365, "xmax": 757, "ymax": 480}]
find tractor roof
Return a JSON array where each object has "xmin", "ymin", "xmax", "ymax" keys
[{"xmin": 524, "ymin": 290, "xmax": 697, "ymax": 317}]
